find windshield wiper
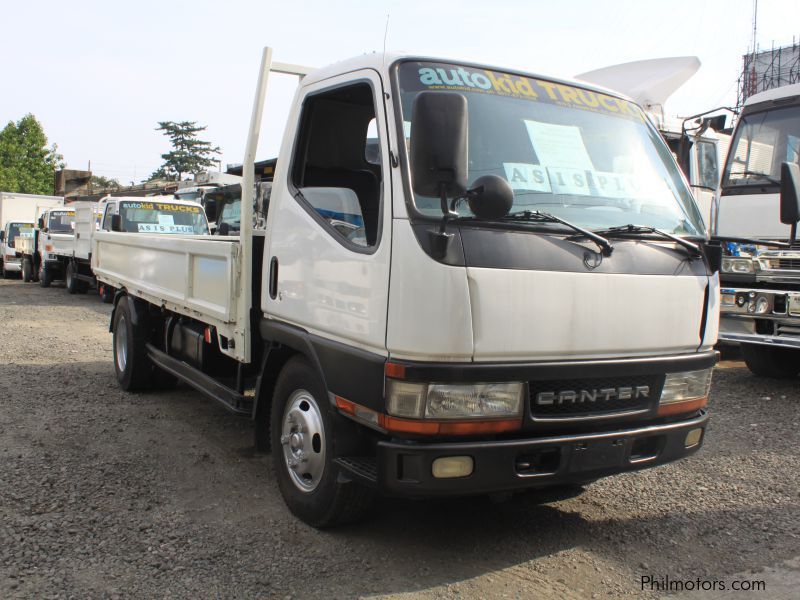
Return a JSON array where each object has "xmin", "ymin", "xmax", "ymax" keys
[
  {"xmin": 505, "ymin": 210, "xmax": 614, "ymax": 256},
  {"xmin": 733, "ymin": 170, "xmax": 781, "ymax": 185},
  {"xmin": 587, "ymin": 224, "xmax": 703, "ymax": 258}
]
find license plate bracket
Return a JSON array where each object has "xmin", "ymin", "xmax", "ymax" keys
[
  {"xmin": 788, "ymin": 294, "xmax": 800, "ymax": 316},
  {"xmin": 569, "ymin": 438, "xmax": 627, "ymax": 472}
]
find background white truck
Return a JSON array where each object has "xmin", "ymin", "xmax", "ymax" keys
[
  {"xmin": 714, "ymin": 83, "xmax": 800, "ymax": 377},
  {"xmin": 578, "ymin": 57, "xmax": 731, "ymax": 231},
  {"xmin": 93, "ymin": 48, "xmax": 721, "ymax": 527},
  {"xmin": 30, "ymin": 196, "xmax": 207, "ymax": 298},
  {"xmin": 0, "ymin": 192, "xmax": 63, "ymax": 278}
]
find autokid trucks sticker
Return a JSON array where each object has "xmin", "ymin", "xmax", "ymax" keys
[
  {"xmin": 400, "ymin": 61, "xmax": 673, "ymax": 207},
  {"xmin": 120, "ymin": 201, "xmax": 201, "ymax": 235},
  {"xmin": 409, "ymin": 62, "xmax": 644, "ymax": 122}
]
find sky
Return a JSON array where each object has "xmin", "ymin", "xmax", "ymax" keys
[{"xmin": 1, "ymin": 0, "xmax": 797, "ymax": 184}]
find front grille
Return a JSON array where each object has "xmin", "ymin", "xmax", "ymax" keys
[
  {"xmin": 776, "ymin": 258, "xmax": 800, "ymax": 270},
  {"xmin": 529, "ymin": 374, "xmax": 662, "ymax": 419}
]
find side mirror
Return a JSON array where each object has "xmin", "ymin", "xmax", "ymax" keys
[
  {"xmin": 110, "ymin": 214, "xmax": 123, "ymax": 232},
  {"xmin": 467, "ymin": 175, "xmax": 514, "ymax": 220},
  {"xmin": 0, "ymin": 230, "xmax": 4, "ymax": 242},
  {"xmin": 38, "ymin": 217, "xmax": 45, "ymax": 229},
  {"xmin": 702, "ymin": 115, "xmax": 727, "ymax": 133},
  {"xmin": 780, "ymin": 162, "xmax": 800, "ymax": 244},
  {"xmin": 204, "ymin": 199, "xmax": 217, "ymax": 224},
  {"xmin": 409, "ymin": 91, "xmax": 468, "ymax": 202}
]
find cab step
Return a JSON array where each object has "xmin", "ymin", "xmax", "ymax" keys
[{"xmin": 146, "ymin": 344, "xmax": 253, "ymax": 416}]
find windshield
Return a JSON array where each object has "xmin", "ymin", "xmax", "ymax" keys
[
  {"xmin": 118, "ymin": 201, "xmax": 209, "ymax": 235},
  {"xmin": 396, "ymin": 61, "xmax": 703, "ymax": 235},
  {"xmin": 722, "ymin": 106, "xmax": 800, "ymax": 188},
  {"xmin": 175, "ymin": 191, "xmax": 202, "ymax": 201},
  {"xmin": 48, "ymin": 210, "xmax": 76, "ymax": 233},
  {"xmin": 218, "ymin": 198, "xmax": 241, "ymax": 231},
  {"xmin": 7, "ymin": 222, "xmax": 34, "ymax": 247}
]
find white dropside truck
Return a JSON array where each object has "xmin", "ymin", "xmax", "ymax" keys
[
  {"xmin": 0, "ymin": 192, "xmax": 63, "ymax": 278},
  {"xmin": 95, "ymin": 49, "xmax": 721, "ymax": 527},
  {"xmin": 79, "ymin": 196, "xmax": 209, "ymax": 300},
  {"xmin": 714, "ymin": 83, "xmax": 800, "ymax": 377},
  {"xmin": 17, "ymin": 206, "xmax": 74, "ymax": 284},
  {"xmin": 578, "ymin": 57, "xmax": 731, "ymax": 232}
]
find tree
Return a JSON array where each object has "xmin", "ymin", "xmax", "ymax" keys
[
  {"xmin": 90, "ymin": 175, "xmax": 120, "ymax": 190},
  {"xmin": 0, "ymin": 114, "xmax": 64, "ymax": 194},
  {"xmin": 150, "ymin": 121, "xmax": 220, "ymax": 181}
]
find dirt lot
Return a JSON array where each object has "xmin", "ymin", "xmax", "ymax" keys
[{"xmin": 1, "ymin": 278, "xmax": 799, "ymax": 599}]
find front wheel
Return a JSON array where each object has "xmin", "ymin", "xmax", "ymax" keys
[
  {"xmin": 270, "ymin": 356, "xmax": 372, "ymax": 528},
  {"xmin": 741, "ymin": 343, "xmax": 800, "ymax": 378},
  {"xmin": 99, "ymin": 284, "xmax": 114, "ymax": 304},
  {"xmin": 39, "ymin": 264, "xmax": 52, "ymax": 287}
]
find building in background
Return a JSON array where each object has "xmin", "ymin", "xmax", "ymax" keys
[{"xmin": 738, "ymin": 39, "xmax": 800, "ymax": 109}]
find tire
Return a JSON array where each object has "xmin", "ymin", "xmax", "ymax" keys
[
  {"xmin": 99, "ymin": 284, "xmax": 115, "ymax": 304},
  {"xmin": 112, "ymin": 297, "xmax": 152, "ymax": 391},
  {"xmin": 741, "ymin": 343, "xmax": 800, "ymax": 378},
  {"xmin": 270, "ymin": 356, "xmax": 372, "ymax": 528},
  {"xmin": 66, "ymin": 262, "xmax": 79, "ymax": 294},
  {"xmin": 39, "ymin": 264, "xmax": 52, "ymax": 288},
  {"xmin": 22, "ymin": 258, "xmax": 32, "ymax": 282}
]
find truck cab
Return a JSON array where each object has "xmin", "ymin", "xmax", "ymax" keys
[
  {"xmin": 98, "ymin": 196, "xmax": 209, "ymax": 235},
  {"xmin": 1, "ymin": 221, "xmax": 35, "ymax": 278},
  {"xmin": 95, "ymin": 50, "xmax": 721, "ymax": 527},
  {"xmin": 715, "ymin": 83, "xmax": 800, "ymax": 376}
]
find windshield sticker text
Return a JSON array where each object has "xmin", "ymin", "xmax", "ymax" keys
[
  {"xmin": 137, "ymin": 224, "xmax": 194, "ymax": 234},
  {"xmin": 415, "ymin": 64, "xmax": 643, "ymax": 122}
]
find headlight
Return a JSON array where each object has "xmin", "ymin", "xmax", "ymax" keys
[
  {"xmin": 661, "ymin": 369, "xmax": 713, "ymax": 404},
  {"xmin": 386, "ymin": 380, "xmax": 523, "ymax": 419},
  {"xmin": 721, "ymin": 257, "xmax": 755, "ymax": 274}
]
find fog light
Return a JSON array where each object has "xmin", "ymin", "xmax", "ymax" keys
[
  {"xmin": 685, "ymin": 428, "xmax": 703, "ymax": 448},
  {"xmin": 432, "ymin": 456, "xmax": 474, "ymax": 478}
]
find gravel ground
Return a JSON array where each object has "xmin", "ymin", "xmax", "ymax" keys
[{"xmin": 1, "ymin": 277, "xmax": 798, "ymax": 599}]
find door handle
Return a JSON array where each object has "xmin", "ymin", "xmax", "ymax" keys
[{"xmin": 269, "ymin": 256, "xmax": 279, "ymax": 299}]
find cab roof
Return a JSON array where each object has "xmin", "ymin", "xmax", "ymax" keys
[
  {"xmin": 300, "ymin": 52, "xmax": 635, "ymax": 104},
  {"xmin": 745, "ymin": 83, "xmax": 800, "ymax": 106}
]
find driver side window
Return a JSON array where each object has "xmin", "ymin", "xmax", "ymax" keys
[{"xmin": 291, "ymin": 82, "xmax": 382, "ymax": 249}]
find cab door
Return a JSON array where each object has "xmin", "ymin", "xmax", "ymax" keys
[{"xmin": 263, "ymin": 69, "xmax": 392, "ymax": 356}]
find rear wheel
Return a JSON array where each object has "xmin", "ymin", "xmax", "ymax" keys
[
  {"xmin": 741, "ymin": 343, "xmax": 800, "ymax": 378},
  {"xmin": 270, "ymin": 357, "xmax": 372, "ymax": 528},
  {"xmin": 22, "ymin": 258, "xmax": 32, "ymax": 282},
  {"xmin": 112, "ymin": 298, "xmax": 152, "ymax": 391},
  {"xmin": 66, "ymin": 262, "xmax": 79, "ymax": 294}
]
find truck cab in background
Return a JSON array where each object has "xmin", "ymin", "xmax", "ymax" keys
[
  {"xmin": 174, "ymin": 171, "xmax": 243, "ymax": 232},
  {"xmin": 715, "ymin": 83, "xmax": 800, "ymax": 377},
  {"xmin": 0, "ymin": 192, "xmax": 64, "ymax": 278},
  {"xmin": 578, "ymin": 57, "xmax": 731, "ymax": 233},
  {"xmin": 1, "ymin": 221, "xmax": 35, "ymax": 278}
]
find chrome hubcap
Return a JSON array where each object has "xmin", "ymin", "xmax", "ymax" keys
[
  {"xmin": 281, "ymin": 390, "xmax": 325, "ymax": 493},
  {"xmin": 115, "ymin": 315, "xmax": 128, "ymax": 373}
]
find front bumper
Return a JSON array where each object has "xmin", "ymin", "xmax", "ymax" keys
[
  {"xmin": 361, "ymin": 410, "xmax": 708, "ymax": 497},
  {"xmin": 3, "ymin": 258, "xmax": 21, "ymax": 272},
  {"xmin": 719, "ymin": 286, "xmax": 800, "ymax": 348}
]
